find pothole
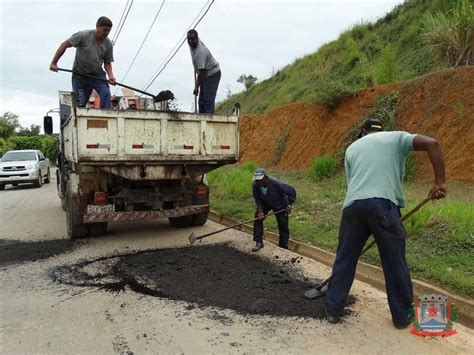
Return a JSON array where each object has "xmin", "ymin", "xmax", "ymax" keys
[{"xmin": 50, "ymin": 244, "xmax": 356, "ymax": 319}]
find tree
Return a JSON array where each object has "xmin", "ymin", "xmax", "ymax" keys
[
  {"xmin": 0, "ymin": 112, "xmax": 20, "ymax": 139},
  {"xmin": 18, "ymin": 124, "xmax": 41, "ymax": 136},
  {"xmin": 237, "ymin": 74, "xmax": 258, "ymax": 90}
]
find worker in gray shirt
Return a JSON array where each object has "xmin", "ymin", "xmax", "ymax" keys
[
  {"xmin": 50, "ymin": 16, "xmax": 116, "ymax": 108},
  {"xmin": 187, "ymin": 29, "xmax": 221, "ymax": 113}
]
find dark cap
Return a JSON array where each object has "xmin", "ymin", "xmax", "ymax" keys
[
  {"xmin": 253, "ymin": 167, "xmax": 266, "ymax": 181},
  {"xmin": 358, "ymin": 119, "xmax": 384, "ymax": 138}
]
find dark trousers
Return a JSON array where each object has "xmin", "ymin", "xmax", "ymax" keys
[
  {"xmin": 325, "ymin": 198, "xmax": 413, "ymax": 325},
  {"xmin": 253, "ymin": 205, "xmax": 289, "ymax": 249},
  {"xmin": 72, "ymin": 70, "xmax": 111, "ymax": 109},
  {"xmin": 199, "ymin": 70, "xmax": 221, "ymax": 113}
]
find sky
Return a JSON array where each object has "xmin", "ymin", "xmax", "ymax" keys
[{"xmin": 0, "ymin": 0, "xmax": 403, "ymax": 133}]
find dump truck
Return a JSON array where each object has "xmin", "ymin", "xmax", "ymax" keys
[{"xmin": 44, "ymin": 91, "xmax": 239, "ymax": 239}]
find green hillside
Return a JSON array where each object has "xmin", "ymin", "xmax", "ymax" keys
[{"xmin": 217, "ymin": 0, "xmax": 472, "ymax": 115}]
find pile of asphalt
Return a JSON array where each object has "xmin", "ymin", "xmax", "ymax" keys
[
  {"xmin": 50, "ymin": 244, "xmax": 355, "ymax": 319},
  {"xmin": 0, "ymin": 239, "xmax": 78, "ymax": 267}
]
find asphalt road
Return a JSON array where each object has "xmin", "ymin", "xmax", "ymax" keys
[{"xmin": 0, "ymin": 172, "xmax": 472, "ymax": 354}]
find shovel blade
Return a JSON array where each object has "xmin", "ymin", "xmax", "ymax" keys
[
  {"xmin": 304, "ymin": 284, "xmax": 328, "ymax": 299},
  {"xmin": 188, "ymin": 232, "xmax": 198, "ymax": 245}
]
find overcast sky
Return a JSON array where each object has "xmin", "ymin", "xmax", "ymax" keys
[{"xmin": 0, "ymin": 0, "xmax": 402, "ymax": 132}]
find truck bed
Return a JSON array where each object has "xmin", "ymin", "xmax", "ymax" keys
[{"xmin": 60, "ymin": 93, "xmax": 239, "ymax": 165}]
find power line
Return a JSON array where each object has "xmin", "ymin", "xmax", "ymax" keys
[
  {"xmin": 112, "ymin": 0, "xmax": 129, "ymax": 44},
  {"xmin": 112, "ymin": 0, "xmax": 134, "ymax": 46},
  {"xmin": 142, "ymin": 0, "xmax": 215, "ymax": 92},
  {"xmin": 114, "ymin": 0, "xmax": 166, "ymax": 95}
]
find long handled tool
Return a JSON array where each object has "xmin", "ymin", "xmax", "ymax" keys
[
  {"xmin": 188, "ymin": 208, "xmax": 287, "ymax": 245},
  {"xmin": 57, "ymin": 68, "xmax": 174, "ymax": 102},
  {"xmin": 304, "ymin": 197, "xmax": 433, "ymax": 299}
]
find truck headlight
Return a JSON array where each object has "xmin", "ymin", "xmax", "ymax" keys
[{"xmin": 27, "ymin": 164, "xmax": 35, "ymax": 170}]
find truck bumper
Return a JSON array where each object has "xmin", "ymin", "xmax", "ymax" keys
[{"xmin": 83, "ymin": 204, "xmax": 209, "ymax": 223}]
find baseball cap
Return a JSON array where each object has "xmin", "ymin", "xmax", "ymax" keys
[
  {"xmin": 358, "ymin": 118, "xmax": 384, "ymax": 138},
  {"xmin": 253, "ymin": 168, "xmax": 266, "ymax": 180}
]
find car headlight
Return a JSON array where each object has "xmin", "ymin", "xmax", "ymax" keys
[{"xmin": 27, "ymin": 164, "xmax": 36, "ymax": 170}]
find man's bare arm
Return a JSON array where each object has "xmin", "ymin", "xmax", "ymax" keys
[
  {"xmin": 49, "ymin": 40, "xmax": 73, "ymax": 72},
  {"xmin": 412, "ymin": 134, "xmax": 446, "ymax": 199}
]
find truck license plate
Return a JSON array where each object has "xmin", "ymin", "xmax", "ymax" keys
[{"xmin": 87, "ymin": 204, "xmax": 115, "ymax": 214}]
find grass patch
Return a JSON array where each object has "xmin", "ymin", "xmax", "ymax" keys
[
  {"xmin": 208, "ymin": 164, "xmax": 474, "ymax": 297},
  {"xmin": 309, "ymin": 156, "xmax": 338, "ymax": 182}
]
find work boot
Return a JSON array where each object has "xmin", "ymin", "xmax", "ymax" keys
[{"xmin": 252, "ymin": 241, "xmax": 264, "ymax": 252}]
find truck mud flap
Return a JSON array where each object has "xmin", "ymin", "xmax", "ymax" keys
[{"xmin": 83, "ymin": 205, "xmax": 209, "ymax": 223}]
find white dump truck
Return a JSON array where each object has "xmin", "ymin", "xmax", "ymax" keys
[{"xmin": 44, "ymin": 91, "xmax": 239, "ymax": 239}]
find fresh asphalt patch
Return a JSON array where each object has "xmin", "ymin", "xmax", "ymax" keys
[
  {"xmin": 0, "ymin": 239, "xmax": 79, "ymax": 267},
  {"xmin": 50, "ymin": 243, "xmax": 356, "ymax": 319}
]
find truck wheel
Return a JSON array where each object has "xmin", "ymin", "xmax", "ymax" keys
[
  {"xmin": 33, "ymin": 171, "xmax": 43, "ymax": 188},
  {"xmin": 66, "ymin": 180, "xmax": 87, "ymax": 239},
  {"xmin": 192, "ymin": 212, "xmax": 208, "ymax": 226},
  {"xmin": 89, "ymin": 222, "xmax": 107, "ymax": 236},
  {"xmin": 0, "ymin": 184, "xmax": 4, "ymax": 191},
  {"xmin": 60, "ymin": 197, "xmax": 67, "ymax": 212},
  {"xmin": 168, "ymin": 215, "xmax": 193, "ymax": 228},
  {"xmin": 45, "ymin": 168, "xmax": 51, "ymax": 184}
]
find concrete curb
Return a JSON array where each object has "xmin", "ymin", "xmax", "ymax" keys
[{"xmin": 208, "ymin": 211, "xmax": 473, "ymax": 328}]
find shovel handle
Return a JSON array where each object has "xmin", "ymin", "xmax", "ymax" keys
[
  {"xmin": 56, "ymin": 68, "xmax": 156, "ymax": 99},
  {"xmin": 194, "ymin": 208, "xmax": 287, "ymax": 242},
  {"xmin": 317, "ymin": 197, "xmax": 433, "ymax": 291}
]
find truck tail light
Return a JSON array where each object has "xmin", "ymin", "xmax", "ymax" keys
[
  {"xmin": 132, "ymin": 144, "xmax": 144, "ymax": 149},
  {"xmin": 86, "ymin": 144, "xmax": 100, "ymax": 149},
  {"xmin": 183, "ymin": 144, "xmax": 194, "ymax": 150},
  {"xmin": 220, "ymin": 145, "xmax": 230, "ymax": 150},
  {"xmin": 94, "ymin": 192, "xmax": 108, "ymax": 205},
  {"xmin": 196, "ymin": 185, "xmax": 209, "ymax": 199}
]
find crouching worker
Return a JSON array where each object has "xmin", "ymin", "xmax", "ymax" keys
[
  {"xmin": 251, "ymin": 168, "xmax": 296, "ymax": 252},
  {"xmin": 325, "ymin": 119, "xmax": 446, "ymax": 328}
]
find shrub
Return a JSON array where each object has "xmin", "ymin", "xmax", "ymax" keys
[
  {"xmin": 373, "ymin": 46, "xmax": 399, "ymax": 85},
  {"xmin": 421, "ymin": 0, "xmax": 474, "ymax": 67},
  {"xmin": 315, "ymin": 79, "xmax": 352, "ymax": 111},
  {"xmin": 241, "ymin": 161, "xmax": 258, "ymax": 173},
  {"xmin": 309, "ymin": 156, "xmax": 337, "ymax": 182}
]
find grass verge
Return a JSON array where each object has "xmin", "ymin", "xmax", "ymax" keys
[{"xmin": 208, "ymin": 164, "xmax": 474, "ymax": 298}]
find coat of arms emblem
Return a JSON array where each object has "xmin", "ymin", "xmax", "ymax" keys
[{"xmin": 410, "ymin": 294, "xmax": 457, "ymax": 337}]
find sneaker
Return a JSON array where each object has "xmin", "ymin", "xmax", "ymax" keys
[
  {"xmin": 325, "ymin": 308, "xmax": 341, "ymax": 324},
  {"xmin": 252, "ymin": 242, "xmax": 264, "ymax": 252}
]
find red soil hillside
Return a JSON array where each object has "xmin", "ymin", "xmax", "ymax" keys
[{"xmin": 239, "ymin": 67, "xmax": 474, "ymax": 181}]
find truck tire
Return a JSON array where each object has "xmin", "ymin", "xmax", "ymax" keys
[
  {"xmin": 33, "ymin": 171, "xmax": 43, "ymax": 188},
  {"xmin": 60, "ymin": 197, "xmax": 67, "ymax": 212},
  {"xmin": 169, "ymin": 215, "xmax": 193, "ymax": 228},
  {"xmin": 88, "ymin": 222, "xmax": 107, "ymax": 236},
  {"xmin": 0, "ymin": 184, "xmax": 4, "ymax": 191},
  {"xmin": 191, "ymin": 212, "xmax": 208, "ymax": 226},
  {"xmin": 66, "ymin": 180, "xmax": 88, "ymax": 239},
  {"xmin": 45, "ymin": 168, "xmax": 51, "ymax": 184}
]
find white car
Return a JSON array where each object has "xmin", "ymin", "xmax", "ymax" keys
[{"xmin": 0, "ymin": 150, "xmax": 50, "ymax": 190}]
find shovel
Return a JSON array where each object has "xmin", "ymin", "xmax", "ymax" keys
[
  {"xmin": 304, "ymin": 196, "xmax": 433, "ymax": 299},
  {"xmin": 188, "ymin": 208, "xmax": 287, "ymax": 245},
  {"xmin": 56, "ymin": 68, "xmax": 174, "ymax": 102}
]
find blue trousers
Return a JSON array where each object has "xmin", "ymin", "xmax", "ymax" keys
[
  {"xmin": 199, "ymin": 70, "xmax": 221, "ymax": 114},
  {"xmin": 72, "ymin": 70, "xmax": 111, "ymax": 109},
  {"xmin": 325, "ymin": 198, "xmax": 413, "ymax": 326},
  {"xmin": 253, "ymin": 205, "xmax": 289, "ymax": 249}
]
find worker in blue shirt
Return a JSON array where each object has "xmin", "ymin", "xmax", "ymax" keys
[{"xmin": 252, "ymin": 168, "xmax": 296, "ymax": 252}]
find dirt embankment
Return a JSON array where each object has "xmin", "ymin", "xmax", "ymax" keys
[{"xmin": 239, "ymin": 67, "xmax": 474, "ymax": 181}]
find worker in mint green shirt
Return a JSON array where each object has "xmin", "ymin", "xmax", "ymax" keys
[{"xmin": 324, "ymin": 118, "xmax": 446, "ymax": 329}]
